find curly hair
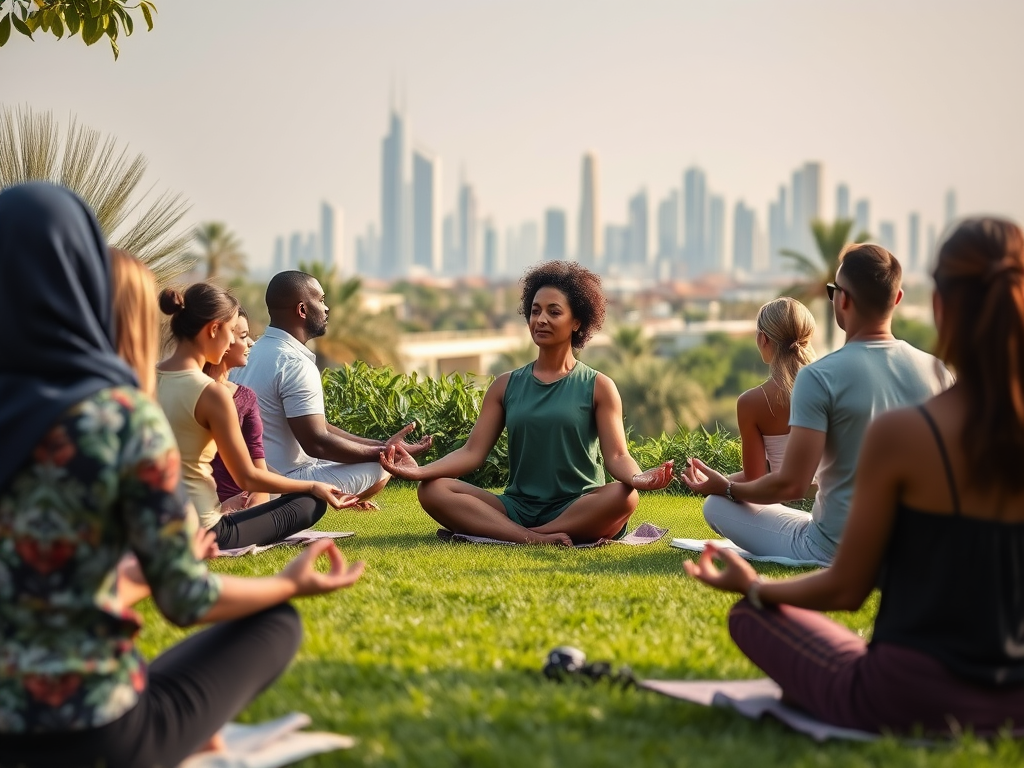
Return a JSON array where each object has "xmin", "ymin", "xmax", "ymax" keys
[{"xmin": 518, "ymin": 260, "xmax": 606, "ymax": 349}]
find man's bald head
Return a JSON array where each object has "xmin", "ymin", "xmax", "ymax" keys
[{"xmin": 266, "ymin": 270, "xmax": 317, "ymax": 317}]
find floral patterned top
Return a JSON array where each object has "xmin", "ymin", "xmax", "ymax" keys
[{"xmin": 0, "ymin": 387, "xmax": 223, "ymax": 733}]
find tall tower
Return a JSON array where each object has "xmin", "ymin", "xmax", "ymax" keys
[
  {"xmin": 578, "ymin": 153, "xmax": 601, "ymax": 268},
  {"xmin": 908, "ymin": 212, "xmax": 921, "ymax": 272},
  {"xmin": 836, "ymin": 183, "xmax": 850, "ymax": 220},
  {"xmin": 854, "ymin": 199, "xmax": 871, "ymax": 239},
  {"xmin": 733, "ymin": 201, "xmax": 755, "ymax": 274},
  {"xmin": 412, "ymin": 146, "xmax": 442, "ymax": 274},
  {"xmin": 628, "ymin": 189, "xmax": 649, "ymax": 267},
  {"xmin": 683, "ymin": 167, "xmax": 707, "ymax": 274},
  {"xmin": 320, "ymin": 202, "xmax": 336, "ymax": 271},
  {"xmin": 544, "ymin": 209, "xmax": 567, "ymax": 261},
  {"xmin": 458, "ymin": 177, "xmax": 479, "ymax": 275},
  {"xmin": 380, "ymin": 104, "xmax": 407, "ymax": 278},
  {"xmin": 708, "ymin": 195, "xmax": 726, "ymax": 273}
]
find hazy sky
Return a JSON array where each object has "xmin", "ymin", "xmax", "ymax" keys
[{"xmin": 4, "ymin": 0, "xmax": 1023, "ymax": 271}]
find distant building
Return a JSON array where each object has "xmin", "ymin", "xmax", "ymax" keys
[
  {"xmin": 768, "ymin": 186, "xmax": 788, "ymax": 272},
  {"xmin": 683, "ymin": 166, "xmax": 707, "ymax": 274},
  {"xmin": 544, "ymin": 208, "xmax": 567, "ymax": 261},
  {"xmin": 657, "ymin": 189, "xmax": 680, "ymax": 262},
  {"xmin": 380, "ymin": 107, "xmax": 407, "ymax": 278},
  {"xmin": 907, "ymin": 212, "xmax": 921, "ymax": 273},
  {"xmin": 733, "ymin": 201, "xmax": 756, "ymax": 274},
  {"xmin": 790, "ymin": 161, "xmax": 821, "ymax": 256},
  {"xmin": 272, "ymin": 236, "xmax": 284, "ymax": 274},
  {"xmin": 854, "ymin": 199, "xmax": 871, "ymax": 239},
  {"xmin": 483, "ymin": 219, "xmax": 499, "ymax": 277},
  {"xmin": 288, "ymin": 232, "xmax": 303, "ymax": 271},
  {"xmin": 627, "ymin": 189, "xmax": 649, "ymax": 267},
  {"xmin": 603, "ymin": 224, "xmax": 630, "ymax": 272},
  {"xmin": 708, "ymin": 195, "xmax": 726, "ymax": 273},
  {"xmin": 320, "ymin": 201, "xmax": 336, "ymax": 271},
  {"xmin": 459, "ymin": 179, "xmax": 479, "ymax": 275},
  {"xmin": 412, "ymin": 147, "xmax": 442, "ymax": 274},
  {"xmin": 945, "ymin": 189, "xmax": 957, "ymax": 228},
  {"xmin": 577, "ymin": 153, "xmax": 601, "ymax": 269},
  {"xmin": 878, "ymin": 221, "xmax": 896, "ymax": 254},
  {"xmin": 836, "ymin": 183, "xmax": 850, "ymax": 220},
  {"xmin": 356, "ymin": 224, "xmax": 379, "ymax": 277},
  {"xmin": 442, "ymin": 213, "xmax": 459, "ymax": 275}
]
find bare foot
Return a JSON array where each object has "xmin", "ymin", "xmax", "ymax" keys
[{"xmin": 527, "ymin": 531, "xmax": 573, "ymax": 546}]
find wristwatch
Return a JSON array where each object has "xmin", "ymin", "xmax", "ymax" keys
[
  {"xmin": 746, "ymin": 577, "xmax": 765, "ymax": 610},
  {"xmin": 724, "ymin": 481, "xmax": 735, "ymax": 502}
]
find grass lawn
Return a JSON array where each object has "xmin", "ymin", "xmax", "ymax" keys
[{"xmin": 136, "ymin": 487, "xmax": 1024, "ymax": 767}]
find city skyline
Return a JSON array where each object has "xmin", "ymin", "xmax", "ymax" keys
[{"xmin": 4, "ymin": 0, "xmax": 1022, "ymax": 273}]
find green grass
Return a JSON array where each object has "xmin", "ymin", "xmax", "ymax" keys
[{"xmin": 136, "ymin": 488, "xmax": 1024, "ymax": 767}]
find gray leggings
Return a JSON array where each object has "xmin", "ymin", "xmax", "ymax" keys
[
  {"xmin": 0, "ymin": 604, "xmax": 302, "ymax": 768},
  {"xmin": 211, "ymin": 492, "xmax": 327, "ymax": 549}
]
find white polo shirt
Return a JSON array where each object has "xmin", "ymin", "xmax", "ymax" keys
[{"xmin": 231, "ymin": 326, "xmax": 323, "ymax": 475}]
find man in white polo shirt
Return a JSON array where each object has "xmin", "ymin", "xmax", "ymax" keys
[{"xmin": 233, "ymin": 271, "xmax": 432, "ymax": 504}]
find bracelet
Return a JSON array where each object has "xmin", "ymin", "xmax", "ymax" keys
[
  {"xmin": 746, "ymin": 577, "xmax": 765, "ymax": 610},
  {"xmin": 724, "ymin": 481, "xmax": 735, "ymax": 502}
]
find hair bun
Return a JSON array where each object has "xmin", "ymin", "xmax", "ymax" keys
[{"xmin": 158, "ymin": 288, "xmax": 185, "ymax": 316}]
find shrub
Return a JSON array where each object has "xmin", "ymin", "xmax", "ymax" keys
[{"xmin": 322, "ymin": 362, "xmax": 742, "ymax": 495}]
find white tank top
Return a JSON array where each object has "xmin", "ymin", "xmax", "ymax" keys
[{"xmin": 762, "ymin": 433, "xmax": 789, "ymax": 473}]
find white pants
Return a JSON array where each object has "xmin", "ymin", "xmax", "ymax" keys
[
  {"xmin": 702, "ymin": 495, "xmax": 835, "ymax": 563},
  {"xmin": 286, "ymin": 459, "xmax": 390, "ymax": 496}
]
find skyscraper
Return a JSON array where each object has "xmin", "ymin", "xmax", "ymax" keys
[
  {"xmin": 578, "ymin": 153, "xmax": 601, "ymax": 269},
  {"xmin": 355, "ymin": 223, "xmax": 379, "ymax": 277},
  {"xmin": 854, "ymin": 199, "xmax": 871, "ymax": 238},
  {"xmin": 544, "ymin": 209, "xmax": 567, "ymax": 261},
  {"xmin": 768, "ymin": 185, "xmax": 788, "ymax": 272},
  {"xmin": 272, "ymin": 236, "xmax": 284, "ymax": 274},
  {"xmin": 442, "ymin": 213, "xmax": 459, "ymax": 274},
  {"xmin": 288, "ymin": 232, "xmax": 303, "ymax": 270},
  {"xmin": 684, "ymin": 167, "xmax": 707, "ymax": 274},
  {"xmin": 656, "ymin": 190, "xmax": 680, "ymax": 262},
  {"xmin": 412, "ymin": 147, "xmax": 442, "ymax": 274},
  {"xmin": 836, "ymin": 183, "xmax": 850, "ymax": 220},
  {"xmin": 380, "ymin": 107, "xmax": 407, "ymax": 278},
  {"xmin": 708, "ymin": 195, "xmax": 726, "ymax": 273},
  {"xmin": 878, "ymin": 221, "xmax": 896, "ymax": 254},
  {"xmin": 320, "ymin": 202, "xmax": 336, "ymax": 271},
  {"xmin": 459, "ymin": 179, "xmax": 479, "ymax": 275},
  {"xmin": 945, "ymin": 189, "xmax": 957, "ymax": 227},
  {"xmin": 908, "ymin": 212, "xmax": 921, "ymax": 273},
  {"xmin": 627, "ymin": 189, "xmax": 649, "ymax": 266},
  {"xmin": 790, "ymin": 162, "xmax": 821, "ymax": 256},
  {"xmin": 483, "ymin": 219, "xmax": 499, "ymax": 278},
  {"xmin": 733, "ymin": 201, "xmax": 756, "ymax": 274}
]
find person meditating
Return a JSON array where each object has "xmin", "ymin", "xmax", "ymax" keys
[
  {"xmin": 0, "ymin": 182, "xmax": 365, "ymax": 768},
  {"xmin": 732, "ymin": 297, "xmax": 816, "ymax": 482},
  {"xmin": 685, "ymin": 217, "xmax": 1024, "ymax": 735},
  {"xmin": 157, "ymin": 283, "xmax": 361, "ymax": 549},
  {"xmin": 379, "ymin": 260, "xmax": 674, "ymax": 545}
]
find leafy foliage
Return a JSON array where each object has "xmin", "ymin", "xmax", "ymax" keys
[
  {"xmin": 0, "ymin": 106, "xmax": 192, "ymax": 284},
  {"xmin": 189, "ymin": 221, "xmax": 247, "ymax": 281},
  {"xmin": 0, "ymin": 0, "xmax": 157, "ymax": 60},
  {"xmin": 322, "ymin": 361, "xmax": 740, "ymax": 493}
]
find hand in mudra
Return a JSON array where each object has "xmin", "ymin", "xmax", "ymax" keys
[
  {"xmin": 385, "ymin": 421, "xmax": 433, "ymax": 458},
  {"xmin": 631, "ymin": 460, "xmax": 674, "ymax": 491},
  {"xmin": 379, "ymin": 443, "xmax": 425, "ymax": 481}
]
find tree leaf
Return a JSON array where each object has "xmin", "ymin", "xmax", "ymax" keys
[
  {"xmin": 108, "ymin": 34, "xmax": 118, "ymax": 59},
  {"xmin": 81, "ymin": 12, "xmax": 101, "ymax": 43},
  {"xmin": 64, "ymin": 3, "xmax": 80, "ymax": 34},
  {"xmin": 50, "ymin": 12, "xmax": 62, "ymax": 38},
  {"xmin": 11, "ymin": 12, "xmax": 32, "ymax": 38},
  {"xmin": 0, "ymin": 15, "xmax": 11, "ymax": 46},
  {"xmin": 140, "ymin": 0, "xmax": 153, "ymax": 31}
]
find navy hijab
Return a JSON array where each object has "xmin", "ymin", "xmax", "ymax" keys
[{"xmin": 0, "ymin": 182, "xmax": 138, "ymax": 490}]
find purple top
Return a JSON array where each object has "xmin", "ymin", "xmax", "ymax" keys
[{"xmin": 211, "ymin": 384, "xmax": 266, "ymax": 502}]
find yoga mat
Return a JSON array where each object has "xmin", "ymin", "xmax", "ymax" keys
[
  {"xmin": 218, "ymin": 530, "xmax": 355, "ymax": 558},
  {"xmin": 437, "ymin": 521, "xmax": 669, "ymax": 548},
  {"xmin": 640, "ymin": 678, "xmax": 879, "ymax": 742},
  {"xmin": 179, "ymin": 711, "xmax": 355, "ymax": 768},
  {"xmin": 670, "ymin": 538, "xmax": 829, "ymax": 568}
]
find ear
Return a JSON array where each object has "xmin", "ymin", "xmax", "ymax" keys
[
  {"xmin": 894, "ymin": 287, "xmax": 904, "ymax": 307},
  {"xmin": 208, "ymin": 321, "xmax": 219, "ymax": 339},
  {"xmin": 296, "ymin": 301, "xmax": 307, "ymax": 319}
]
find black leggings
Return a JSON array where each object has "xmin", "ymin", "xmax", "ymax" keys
[
  {"xmin": 0, "ymin": 603, "xmax": 302, "ymax": 768},
  {"xmin": 211, "ymin": 492, "xmax": 327, "ymax": 549}
]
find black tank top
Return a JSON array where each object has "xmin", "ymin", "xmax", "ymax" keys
[{"xmin": 872, "ymin": 406, "xmax": 1024, "ymax": 687}]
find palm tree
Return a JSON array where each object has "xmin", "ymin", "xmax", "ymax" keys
[
  {"xmin": 780, "ymin": 218, "xmax": 870, "ymax": 350},
  {"xmin": 609, "ymin": 356, "xmax": 709, "ymax": 438},
  {"xmin": 608, "ymin": 325, "xmax": 651, "ymax": 362},
  {"xmin": 189, "ymin": 221, "xmax": 247, "ymax": 281},
  {"xmin": 0, "ymin": 105, "xmax": 193, "ymax": 285},
  {"xmin": 300, "ymin": 262, "xmax": 402, "ymax": 370}
]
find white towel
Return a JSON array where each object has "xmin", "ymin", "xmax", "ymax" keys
[{"xmin": 669, "ymin": 538, "xmax": 829, "ymax": 568}]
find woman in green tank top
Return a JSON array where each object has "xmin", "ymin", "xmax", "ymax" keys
[{"xmin": 380, "ymin": 261, "xmax": 674, "ymax": 545}]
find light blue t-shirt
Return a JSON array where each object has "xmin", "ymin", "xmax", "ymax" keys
[{"xmin": 790, "ymin": 339, "xmax": 954, "ymax": 556}]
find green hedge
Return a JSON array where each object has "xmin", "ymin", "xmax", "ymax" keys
[{"xmin": 322, "ymin": 362, "xmax": 741, "ymax": 494}]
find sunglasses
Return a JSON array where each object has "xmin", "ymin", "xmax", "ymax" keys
[{"xmin": 825, "ymin": 282, "xmax": 848, "ymax": 302}]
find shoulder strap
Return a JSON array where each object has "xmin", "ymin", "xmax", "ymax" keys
[
  {"xmin": 917, "ymin": 405, "xmax": 962, "ymax": 516},
  {"xmin": 760, "ymin": 384, "xmax": 776, "ymax": 417}
]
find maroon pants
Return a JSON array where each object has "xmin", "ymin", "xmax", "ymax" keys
[{"xmin": 729, "ymin": 599, "xmax": 1024, "ymax": 735}]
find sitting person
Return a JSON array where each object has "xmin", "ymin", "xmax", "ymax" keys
[
  {"xmin": 378, "ymin": 260, "xmax": 674, "ymax": 545},
  {"xmin": 685, "ymin": 216, "xmax": 1024, "ymax": 735},
  {"xmin": 0, "ymin": 182, "xmax": 365, "ymax": 768},
  {"xmin": 683, "ymin": 243, "xmax": 953, "ymax": 563},
  {"xmin": 732, "ymin": 297, "xmax": 816, "ymax": 481},
  {"xmin": 232, "ymin": 270, "xmax": 432, "ymax": 507},
  {"xmin": 204, "ymin": 306, "xmax": 271, "ymax": 509},
  {"xmin": 157, "ymin": 282, "xmax": 361, "ymax": 550}
]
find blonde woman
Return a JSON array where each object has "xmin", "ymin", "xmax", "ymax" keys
[{"xmin": 733, "ymin": 297, "xmax": 817, "ymax": 481}]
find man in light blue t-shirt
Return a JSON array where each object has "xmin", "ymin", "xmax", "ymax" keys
[{"xmin": 683, "ymin": 243, "xmax": 953, "ymax": 563}]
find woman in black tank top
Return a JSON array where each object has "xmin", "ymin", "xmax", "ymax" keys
[{"xmin": 684, "ymin": 218, "xmax": 1024, "ymax": 735}]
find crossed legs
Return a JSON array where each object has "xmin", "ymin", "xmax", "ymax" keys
[{"xmin": 417, "ymin": 479, "xmax": 638, "ymax": 545}]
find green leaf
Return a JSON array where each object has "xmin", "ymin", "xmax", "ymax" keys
[
  {"xmin": 81, "ymin": 12, "xmax": 101, "ymax": 43},
  {"xmin": 139, "ymin": 0, "xmax": 153, "ymax": 30},
  {"xmin": 0, "ymin": 14, "xmax": 10, "ymax": 46},
  {"xmin": 64, "ymin": 3, "xmax": 80, "ymax": 34},
  {"xmin": 11, "ymin": 12, "xmax": 31, "ymax": 38},
  {"xmin": 108, "ymin": 34, "xmax": 118, "ymax": 59},
  {"xmin": 50, "ymin": 13, "xmax": 62, "ymax": 38}
]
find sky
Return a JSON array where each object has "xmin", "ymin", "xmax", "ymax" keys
[{"xmin": 3, "ymin": 0, "xmax": 1024, "ymax": 271}]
